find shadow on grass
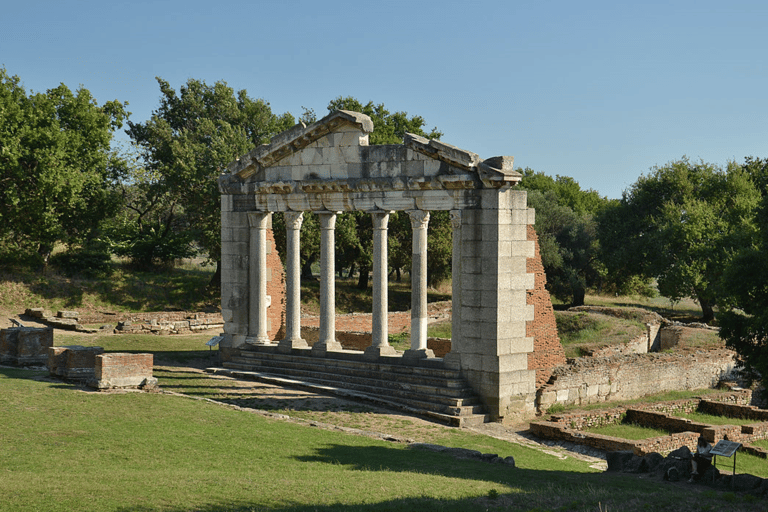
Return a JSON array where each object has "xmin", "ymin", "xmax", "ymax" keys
[{"xmin": 108, "ymin": 442, "xmax": 754, "ymax": 512}]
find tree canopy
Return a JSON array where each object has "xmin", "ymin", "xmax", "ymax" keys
[
  {"xmin": 0, "ymin": 68, "xmax": 127, "ymax": 265},
  {"xmin": 598, "ymin": 158, "xmax": 760, "ymax": 321},
  {"xmin": 519, "ymin": 168, "xmax": 608, "ymax": 305},
  {"xmin": 126, "ymin": 77, "xmax": 294, "ymax": 276}
]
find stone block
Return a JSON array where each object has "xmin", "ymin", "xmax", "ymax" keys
[{"xmin": 90, "ymin": 353, "xmax": 156, "ymax": 389}]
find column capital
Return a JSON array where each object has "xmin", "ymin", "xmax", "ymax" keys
[
  {"xmin": 371, "ymin": 210, "xmax": 393, "ymax": 230},
  {"xmin": 284, "ymin": 211, "xmax": 304, "ymax": 230},
  {"xmin": 247, "ymin": 211, "xmax": 271, "ymax": 229},
  {"xmin": 407, "ymin": 210, "xmax": 430, "ymax": 229},
  {"xmin": 315, "ymin": 211, "xmax": 340, "ymax": 230}
]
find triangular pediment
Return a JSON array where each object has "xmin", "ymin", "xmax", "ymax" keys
[{"xmin": 220, "ymin": 110, "xmax": 521, "ymax": 199}]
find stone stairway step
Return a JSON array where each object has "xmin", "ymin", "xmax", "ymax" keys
[
  {"xmin": 221, "ymin": 361, "xmax": 481, "ymax": 411},
  {"xmin": 206, "ymin": 366, "xmax": 489, "ymax": 427},
  {"xmin": 225, "ymin": 358, "xmax": 477, "ymax": 399},
  {"xmin": 232, "ymin": 348, "xmax": 467, "ymax": 383}
]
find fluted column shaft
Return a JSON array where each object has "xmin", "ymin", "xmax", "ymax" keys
[
  {"xmin": 279, "ymin": 212, "xmax": 308, "ymax": 351},
  {"xmin": 313, "ymin": 211, "xmax": 342, "ymax": 355},
  {"xmin": 405, "ymin": 210, "xmax": 434, "ymax": 359},
  {"xmin": 247, "ymin": 212, "xmax": 271, "ymax": 345},
  {"xmin": 365, "ymin": 211, "xmax": 397, "ymax": 359}
]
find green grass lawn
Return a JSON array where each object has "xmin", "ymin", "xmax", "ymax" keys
[
  {"xmin": 4, "ymin": 364, "xmax": 767, "ymax": 512},
  {"xmin": 584, "ymin": 423, "xmax": 670, "ymax": 440},
  {"xmin": 672, "ymin": 411, "xmax": 763, "ymax": 426}
]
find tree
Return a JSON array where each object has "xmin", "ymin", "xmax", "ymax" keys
[
  {"xmin": 520, "ymin": 169, "xmax": 607, "ymax": 305},
  {"xmin": 126, "ymin": 78, "xmax": 294, "ymax": 284},
  {"xmin": 0, "ymin": 68, "xmax": 127, "ymax": 266},
  {"xmin": 719, "ymin": 191, "xmax": 768, "ymax": 392},
  {"xmin": 598, "ymin": 158, "xmax": 760, "ymax": 322}
]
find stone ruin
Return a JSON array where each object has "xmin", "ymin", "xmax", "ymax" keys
[
  {"xmin": 0, "ymin": 326, "xmax": 53, "ymax": 365},
  {"xmin": 49, "ymin": 346, "xmax": 158, "ymax": 390},
  {"xmin": 218, "ymin": 109, "xmax": 566, "ymax": 422}
]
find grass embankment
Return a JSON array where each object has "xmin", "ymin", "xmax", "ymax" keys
[{"xmin": 0, "ymin": 261, "xmax": 218, "ymax": 315}]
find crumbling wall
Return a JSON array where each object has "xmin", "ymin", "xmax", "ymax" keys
[{"xmin": 525, "ymin": 225, "xmax": 566, "ymax": 388}]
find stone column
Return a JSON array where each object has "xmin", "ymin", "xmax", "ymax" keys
[
  {"xmin": 247, "ymin": 212, "xmax": 272, "ymax": 345},
  {"xmin": 365, "ymin": 211, "xmax": 397, "ymax": 359},
  {"xmin": 312, "ymin": 211, "xmax": 343, "ymax": 356},
  {"xmin": 279, "ymin": 212, "xmax": 308, "ymax": 352},
  {"xmin": 443, "ymin": 210, "xmax": 462, "ymax": 368},
  {"xmin": 404, "ymin": 210, "xmax": 434, "ymax": 360}
]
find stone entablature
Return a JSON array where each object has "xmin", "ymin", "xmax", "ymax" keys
[{"xmin": 219, "ymin": 109, "xmax": 542, "ymax": 422}]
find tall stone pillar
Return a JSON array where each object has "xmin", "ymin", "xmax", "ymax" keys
[
  {"xmin": 365, "ymin": 211, "xmax": 397, "ymax": 359},
  {"xmin": 247, "ymin": 212, "xmax": 272, "ymax": 345},
  {"xmin": 312, "ymin": 211, "xmax": 343, "ymax": 356},
  {"xmin": 279, "ymin": 211, "xmax": 308, "ymax": 352},
  {"xmin": 404, "ymin": 210, "xmax": 434, "ymax": 360}
]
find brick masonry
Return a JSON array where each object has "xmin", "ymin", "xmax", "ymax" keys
[
  {"xmin": 0, "ymin": 327, "xmax": 54, "ymax": 365},
  {"xmin": 90, "ymin": 353, "xmax": 157, "ymax": 390},
  {"xmin": 48, "ymin": 345, "xmax": 104, "ymax": 380},
  {"xmin": 531, "ymin": 391, "xmax": 768, "ymax": 456},
  {"xmin": 525, "ymin": 225, "xmax": 566, "ymax": 388}
]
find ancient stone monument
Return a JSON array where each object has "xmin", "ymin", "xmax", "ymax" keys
[{"xmin": 218, "ymin": 110, "xmax": 564, "ymax": 422}]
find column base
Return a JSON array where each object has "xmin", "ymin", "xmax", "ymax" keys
[
  {"xmin": 363, "ymin": 344, "xmax": 398, "ymax": 360},
  {"xmin": 277, "ymin": 338, "xmax": 309, "ymax": 353},
  {"xmin": 403, "ymin": 348, "xmax": 435, "ymax": 360},
  {"xmin": 311, "ymin": 340, "xmax": 343, "ymax": 357},
  {"xmin": 246, "ymin": 335, "xmax": 274, "ymax": 346}
]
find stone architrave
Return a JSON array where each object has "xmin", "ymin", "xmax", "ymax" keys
[
  {"xmin": 365, "ymin": 211, "xmax": 397, "ymax": 359},
  {"xmin": 279, "ymin": 211, "xmax": 308, "ymax": 352},
  {"xmin": 404, "ymin": 210, "xmax": 435, "ymax": 360},
  {"xmin": 247, "ymin": 212, "xmax": 272, "ymax": 345},
  {"xmin": 312, "ymin": 211, "xmax": 343, "ymax": 356}
]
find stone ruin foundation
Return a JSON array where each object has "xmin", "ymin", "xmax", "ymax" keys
[
  {"xmin": 0, "ymin": 326, "xmax": 53, "ymax": 366},
  {"xmin": 47, "ymin": 346, "xmax": 157, "ymax": 390}
]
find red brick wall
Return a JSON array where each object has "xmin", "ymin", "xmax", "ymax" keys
[
  {"xmin": 526, "ymin": 225, "xmax": 566, "ymax": 387},
  {"xmin": 95, "ymin": 353, "xmax": 153, "ymax": 381},
  {"xmin": 267, "ymin": 228, "xmax": 287, "ymax": 341}
]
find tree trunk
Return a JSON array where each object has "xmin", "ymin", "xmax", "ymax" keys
[
  {"xmin": 696, "ymin": 290, "xmax": 716, "ymax": 323},
  {"xmin": 571, "ymin": 286, "xmax": 586, "ymax": 307},
  {"xmin": 301, "ymin": 255, "xmax": 316, "ymax": 280},
  {"xmin": 395, "ymin": 267, "xmax": 401, "ymax": 282},
  {"xmin": 207, "ymin": 260, "xmax": 222, "ymax": 290},
  {"xmin": 357, "ymin": 267, "xmax": 369, "ymax": 290}
]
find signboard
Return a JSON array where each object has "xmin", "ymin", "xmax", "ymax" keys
[
  {"xmin": 206, "ymin": 336, "xmax": 223, "ymax": 347},
  {"xmin": 710, "ymin": 440, "xmax": 741, "ymax": 458}
]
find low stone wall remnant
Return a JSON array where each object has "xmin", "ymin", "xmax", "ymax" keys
[
  {"xmin": 537, "ymin": 349, "xmax": 736, "ymax": 413},
  {"xmin": 89, "ymin": 353, "xmax": 157, "ymax": 390},
  {"xmin": 0, "ymin": 326, "xmax": 54, "ymax": 365},
  {"xmin": 48, "ymin": 345, "xmax": 104, "ymax": 380}
]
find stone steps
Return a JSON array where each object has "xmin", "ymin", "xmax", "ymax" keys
[{"xmin": 206, "ymin": 345, "xmax": 489, "ymax": 427}]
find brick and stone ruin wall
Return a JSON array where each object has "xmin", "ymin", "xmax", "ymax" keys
[
  {"xmin": 24, "ymin": 307, "xmax": 225, "ymax": 335},
  {"xmin": 0, "ymin": 326, "xmax": 53, "ymax": 365}
]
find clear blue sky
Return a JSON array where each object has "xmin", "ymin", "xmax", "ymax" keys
[{"xmin": 3, "ymin": 0, "xmax": 767, "ymax": 199}]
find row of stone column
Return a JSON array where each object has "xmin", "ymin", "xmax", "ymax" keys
[{"xmin": 246, "ymin": 210, "xmax": 440, "ymax": 360}]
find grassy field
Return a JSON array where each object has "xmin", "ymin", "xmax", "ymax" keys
[{"xmin": 3, "ymin": 356, "xmax": 766, "ymax": 511}]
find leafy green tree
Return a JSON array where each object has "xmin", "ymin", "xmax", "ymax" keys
[
  {"xmin": 0, "ymin": 68, "xmax": 127, "ymax": 266},
  {"xmin": 126, "ymin": 78, "xmax": 294, "ymax": 284},
  {"xmin": 598, "ymin": 158, "xmax": 760, "ymax": 321},
  {"xmin": 520, "ymin": 169, "xmax": 608, "ymax": 305},
  {"xmin": 719, "ymin": 191, "xmax": 768, "ymax": 392}
]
